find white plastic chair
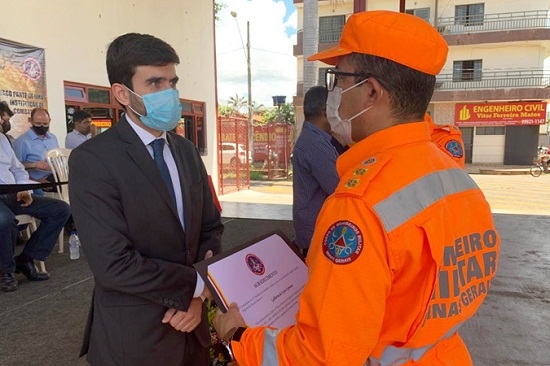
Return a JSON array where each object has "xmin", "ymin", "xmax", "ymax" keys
[
  {"xmin": 15, "ymin": 214, "xmax": 46, "ymax": 272},
  {"xmin": 46, "ymin": 148, "xmax": 72, "ymax": 253}
]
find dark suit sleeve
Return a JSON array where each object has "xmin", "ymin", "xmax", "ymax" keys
[
  {"xmin": 195, "ymin": 148, "xmax": 223, "ymax": 261},
  {"xmin": 69, "ymin": 147, "xmax": 199, "ymax": 311}
]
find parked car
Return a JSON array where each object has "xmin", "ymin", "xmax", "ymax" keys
[{"xmin": 221, "ymin": 142, "xmax": 252, "ymax": 166}]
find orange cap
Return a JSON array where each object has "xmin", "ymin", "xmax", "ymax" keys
[{"xmin": 307, "ymin": 11, "xmax": 448, "ymax": 76}]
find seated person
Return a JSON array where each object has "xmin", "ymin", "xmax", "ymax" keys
[
  {"xmin": 1, "ymin": 133, "xmax": 70, "ymax": 292},
  {"xmin": 12, "ymin": 108, "xmax": 60, "ymax": 194},
  {"xmin": 0, "ymin": 101, "xmax": 15, "ymax": 145}
]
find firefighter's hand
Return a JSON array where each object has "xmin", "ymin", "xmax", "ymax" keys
[{"xmin": 213, "ymin": 303, "xmax": 246, "ymax": 341}]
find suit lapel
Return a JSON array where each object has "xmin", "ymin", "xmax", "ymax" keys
[{"xmin": 116, "ymin": 117, "xmax": 181, "ymax": 224}]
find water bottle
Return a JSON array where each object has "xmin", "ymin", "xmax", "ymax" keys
[{"xmin": 69, "ymin": 231, "xmax": 80, "ymax": 260}]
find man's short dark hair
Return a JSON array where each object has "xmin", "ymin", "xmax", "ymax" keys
[
  {"xmin": 304, "ymin": 85, "xmax": 328, "ymax": 121},
  {"xmin": 0, "ymin": 101, "xmax": 14, "ymax": 117},
  {"xmin": 30, "ymin": 108, "xmax": 50, "ymax": 120},
  {"xmin": 106, "ymin": 33, "xmax": 180, "ymax": 89},
  {"xmin": 73, "ymin": 110, "xmax": 92, "ymax": 123},
  {"xmin": 350, "ymin": 53, "xmax": 435, "ymax": 122}
]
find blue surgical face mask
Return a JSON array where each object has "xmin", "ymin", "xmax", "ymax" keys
[{"xmin": 127, "ymin": 87, "xmax": 182, "ymax": 131}]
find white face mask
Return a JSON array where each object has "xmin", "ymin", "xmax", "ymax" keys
[{"xmin": 326, "ymin": 78, "xmax": 372, "ymax": 145}]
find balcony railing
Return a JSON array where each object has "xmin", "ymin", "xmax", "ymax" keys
[
  {"xmin": 436, "ymin": 10, "xmax": 549, "ymax": 34},
  {"xmin": 435, "ymin": 69, "xmax": 550, "ymax": 90}
]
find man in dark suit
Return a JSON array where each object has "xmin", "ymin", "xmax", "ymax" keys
[{"xmin": 69, "ymin": 33, "xmax": 223, "ymax": 366}]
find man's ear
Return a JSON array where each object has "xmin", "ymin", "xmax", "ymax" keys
[
  {"xmin": 112, "ymin": 83, "xmax": 130, "ymax": 107},
  {"xmin": 366, "ymin": 78, "xmax": 384, "ymax": 105}
]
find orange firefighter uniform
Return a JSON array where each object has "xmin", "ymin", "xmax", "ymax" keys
[{"xmin": 231, "ymin": 121, "xmax": 500, "ymax": 365}]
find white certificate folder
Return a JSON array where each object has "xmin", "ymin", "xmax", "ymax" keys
[{"xmin": 194, "ymin": 231, "xmax": 308, "ymax": 329}]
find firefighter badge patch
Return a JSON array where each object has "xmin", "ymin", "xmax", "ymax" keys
[
  {"xmin": 323, "ymin": 221, "xmax": 363, "ymax": 265},
  {"xmin": 445, "ymin": 139, "xmax": 463, "ymax": 158}
]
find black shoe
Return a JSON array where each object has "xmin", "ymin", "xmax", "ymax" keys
[
  {"xmin": 14, "ymin": 257, "xmax": 50, "ymax": 281},
  {"xmin": 1, "ymin": 273, "xmax": 18, "ymax": 292}
]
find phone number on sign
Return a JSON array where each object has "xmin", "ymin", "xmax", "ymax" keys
[{"xmin": 520, "ymin": 119, "xmax": 545, "ymax": 125}]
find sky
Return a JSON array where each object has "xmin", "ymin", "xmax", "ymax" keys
[{"xmin": 215, "ymin": 0, "xmax": 297, "ymax": 110}]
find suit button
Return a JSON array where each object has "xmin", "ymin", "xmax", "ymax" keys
[
  {"xmin": 174, "ymin": 301, "xmax": 179, "ymax": 307},
  {"xmin": 159, "ymin": 296, "xmax": 164, "ymax": 302},
  {"xmin": 168, "ymin": 299, "xmax": 174, "ymax": 306}
]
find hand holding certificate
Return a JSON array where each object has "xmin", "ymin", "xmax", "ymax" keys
[{"xmin": 195, "ymin": 232, "xmax": 307, "ymax": 329}]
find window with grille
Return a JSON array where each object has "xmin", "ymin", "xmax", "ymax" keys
[
  {"xmin": 319, "ymin": 15, "xmax": 345, "ymax": 43},
  {"xmin": 455, "ymin": 3, "xmax": 484, "ymax": 26},
  {"xmin": 453, "ymin": 60, "xmax": 482, "ymax": 82},
  {"xmin": 405, "ymin": 8, "xmax": 431, "ymax": 22}
]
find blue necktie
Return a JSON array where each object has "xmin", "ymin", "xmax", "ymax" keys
[{"xmin": 150, "ymin": 139, "xmax": 176, "ymax": 205}]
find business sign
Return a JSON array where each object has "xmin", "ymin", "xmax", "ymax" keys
[
  {"xmin": 455, "ymin": 102, "xmax": 546, "ymax": 126},
  {"xmin": 0, "ymin": 38, "xmax": 47, "ymax": 138}
]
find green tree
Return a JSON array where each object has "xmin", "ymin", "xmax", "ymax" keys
[
  {"xmin": 262, "ymin": 103, "xmax": 295, "ymax": 125},
  {"xmin": 214, "ymin": 2, "xmax": 226, "ymax": 21},
  {"xmin": 218, "ymin": 105, "xmax": 233, "ymax": 117},
  {"xmin": 250, "ymin": 101, "xmax": 265, "ymax": 115},
  {"xmin": 227, "ymin": 93, "xmax": 247, "ymax": 115}
]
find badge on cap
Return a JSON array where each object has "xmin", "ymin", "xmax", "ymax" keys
[
  {"xmin": 445, "ymin": 140, "xmax": 463, "ymax": 158},
  {"xmin": 323, "ymin": 221, "xmax": 363, "ymax": 265}
]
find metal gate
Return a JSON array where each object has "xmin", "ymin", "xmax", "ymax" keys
[
  {"xmin": 218, "ymin": 116, "xmax": 250, "ymax": 195},
  {"xmin": 252, "ymin": 123, "xmax": 294, "ymax": 180}
]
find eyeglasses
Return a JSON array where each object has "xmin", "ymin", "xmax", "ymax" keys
[{"xmin": 325, "ymin": 68, "xmax": 372, "ymax": 92}]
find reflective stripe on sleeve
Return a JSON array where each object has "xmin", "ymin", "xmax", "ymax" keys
[
  {"xmin": 373, "ymin": 168, "xmax": 478, "ymax": 233},
  {"xmin": 262, "ymin": 328, "xmax": 282, "ymax": 366},
  {"xmin": 367, "ymin": 323, "xmax": 463, "ymax": 365}
]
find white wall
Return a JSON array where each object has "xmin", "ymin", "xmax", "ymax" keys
[
  {"xmin": 437, "ymin": 0, "xmax": 548, "ymax": 19},
  {"xmin": 444, "ymin": 44, "xmax": 545, "ymax": 73},
  {"xmin": 433, "ymin": 103, "xmax": 456, "ymax": 125},
  {"xmin": 366, "ymin": 0, "xmax": 400, "ymax": 12},
  {"xmin": 2, "ymin": 0, "xmax": 219, "ymax": 182},
  {"xmin": 318, "ymin": 3, "xmax": 350, "ymax": 17}
]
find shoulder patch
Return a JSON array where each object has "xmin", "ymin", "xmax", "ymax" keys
[
  {"xmin": 323, "ymin": 221, "xmax": 363, "ymax": 264},
  {"xmin": 445, "ymin": 139, "xmax": 463, "ymax": 158}
]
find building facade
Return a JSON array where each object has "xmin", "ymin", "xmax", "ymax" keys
[
  {"xmin": 1, "ymin": 0, "xmax": 220, "ymax": 184},
  {"xmin": 293, "ymin": 0, "xmax": 550, "ymax": 164}
]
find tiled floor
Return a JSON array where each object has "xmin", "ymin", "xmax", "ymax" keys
[{"xmin": 220, "ymin": 201, "xmax": 291, "ymax": 220}]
